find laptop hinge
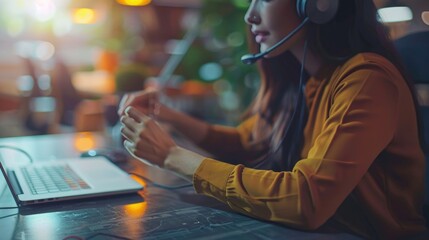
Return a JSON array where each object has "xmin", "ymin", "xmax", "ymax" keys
[{"xmin": 7, "ymin": 170, "xmax": 23, "ymax": 195}]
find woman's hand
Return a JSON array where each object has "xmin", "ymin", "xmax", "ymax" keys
[
  {"xmin": 117, "ymin": 88, "xmax": 167, "ymax": 121},
  {"xmin": 117, "ymin": 88, "xmax": 210, "ymax": 144},
  {"xmin": 120, "ymin": 106, "xmax": 206, "ymax": 181},
  {"xmin": 120, "ymin": 106, "xmax": 176, "ymax": 167}
]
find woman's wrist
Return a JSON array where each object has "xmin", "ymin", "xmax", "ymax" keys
[
  {"xmin": 157, "ymin": 104, "xmax": 179, "ymax": 124},
  {"xmin": 164, "ymin": 146, "xmax": 205, "ymax": 182}
]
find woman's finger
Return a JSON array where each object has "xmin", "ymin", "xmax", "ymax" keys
[
  {"xmin": 122, "ymin": 126, "xmax": 155, "ymax": 157},
  {"xmin": 118, "ymin": 88, "xmax": 160, "ymax": 116},
  {"xmin": 120, "ymin": 125, "xmax": 138, "ymax": 143},
  {"xmin": 125, "ymin": 106, "xmax": 152, "ymax": 124},
  {"xmin": 117, "ymin": 94, "xmax": 128, "ymax": 115},
  {"xmin": 120, "ymin": 115, "xmax": 141, "ymax": 132},
  {"xmin": 124, "ymin": 140, "xmax": 156, "ymax": 167},
  {"xmin": 123, "ymin": 139, "xmax": 136, "ymax": 150}
]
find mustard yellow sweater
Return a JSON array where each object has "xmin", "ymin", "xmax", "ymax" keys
[{"xmin": 193, "ymin": 53, "xmax": 427, "ymax": 239}]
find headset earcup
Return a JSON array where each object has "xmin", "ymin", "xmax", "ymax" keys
[{"xmin": 297, "ymin": 0, "xmax": 339, "ymax": 24}]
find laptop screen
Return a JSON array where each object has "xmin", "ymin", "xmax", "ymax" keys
[
  {"xmin": 0, "ymin": 154, "xmax": 9, "ymax": 197},
  {"xmin": 0, "ymin": 170, "xmax": 7, "ymax": 197},
  {"xmin": 0, "ymin": 161, "xmax": 21, "ymax": 205}
]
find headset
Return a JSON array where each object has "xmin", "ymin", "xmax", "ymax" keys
[
  {"xmin": 297, "ymin": 0, "xmax": 339, "ymax": 25},
  {"xmin": 241, "ymin": 0, "xmax": 339, "ymax": 65}
]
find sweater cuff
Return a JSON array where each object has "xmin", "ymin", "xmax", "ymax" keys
[{"xmin": 193, "ymin": 158, "xmax": 235, "ymax": 202}]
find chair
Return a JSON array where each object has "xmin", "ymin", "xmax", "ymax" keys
[
  {"xmin": 395, "ymin": 31, "xmax": 429, "ymax": 223},
  {"xmin": 51, "ymin": 58, "xmax": 82, "ymax": 127},
  {"xmin": 20, "ymin": 57, "xmax": 58, "ymax": 135}
]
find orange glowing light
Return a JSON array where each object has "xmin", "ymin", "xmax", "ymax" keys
[
  {"xmin": 180, "ymin": 80, "xmax": 213, "ymax": 96},
  {"xmin": 116, "ymin": 0, "xmax": 151, "ymax": 7},
  {"xmin": 123, "ymin": 202, "xmax": 147, "ymax": 218},
  {"xmin": 96, "ymin": 50, "xmax": 119, "ymax": 74},
  {"xmin": 72, "ymin": 8, "xmax": 97, "ymax": 24},
  {"xmin": 123, "ymin": 200, "xmax": 147, "ymax": 235},
  {"xmin": 74, "ymin": 132, "xmax": 96, "ymax": 152}
]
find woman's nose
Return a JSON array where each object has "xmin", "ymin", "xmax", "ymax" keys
[
  {"xmin": 244, "ymin": 1, "xmax": 260, "ymax": 25},
  {"xmin": 245, "ymin": 13, "xmax": 260, "ymax": 25}
]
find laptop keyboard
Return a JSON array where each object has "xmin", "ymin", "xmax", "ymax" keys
[{"xmin": 21, "ymin": 164, "xmax": 91, "ymax": 195}]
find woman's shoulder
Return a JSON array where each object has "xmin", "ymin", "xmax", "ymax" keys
[
  {"xmin": 339, "ymin": 52, "xmax": 400, "ymax": 76},
  {"xmin": 328, "ymin": 52, "xmax": 405, "ymax": 94}
]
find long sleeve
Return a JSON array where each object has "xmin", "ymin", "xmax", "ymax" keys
[
  {"xmin": 197, "ymin": 115, "xmax": 261, "ymax": 163},
  {"xmin": 193, "ymin": 53, "xmax": 426, "ymax": 238}
]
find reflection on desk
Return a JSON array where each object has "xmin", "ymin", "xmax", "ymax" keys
[{"xmin": 0, "ymin": 133, "xmax": 362, "ymax": 240}]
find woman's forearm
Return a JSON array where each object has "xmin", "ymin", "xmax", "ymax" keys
[
  {"xmin": 161, "ymin": 106, "xmax": 210, "ymax": 144},
  {"xmin": 164, "ymin": 146, "xmax": 205, "ymax": 181}
]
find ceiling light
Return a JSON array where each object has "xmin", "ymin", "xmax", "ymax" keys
[
  {"xmin": 116, "ymin": 0, "xmax": 151, "ymax": 7},
  {"xmin": 378, "ymin": 6, "xmax": 413, "ymax": 23},
  {"xmin": 72, "ymin": 8, "xmax": 98, "ymax": 24}
]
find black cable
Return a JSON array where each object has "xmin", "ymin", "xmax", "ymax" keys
[
  {"xmin": 86, "ymin": 233, "xmax": 131, "ymax": 240},
  {"xmin": 129, "ymin": 172, "xmax": 193, "ymax": 190},
  {"xmin": 63, "ymin": 236, "xmax": 84, "ymax": 240},
  {"xmin": 0, "ymin": 145, "xmax": 33, "ymax": 164},
  {"xmin": 0, "ymin": 206, "xmax": 18, "ymax": 209},
  {"xmin": 63, "ymin": 232, "xmax": 131, "ymax": 240},
  {"xmin": 0, "ymin": 202, "xmax": 18, "ymax": 219},
  {"xmin": 0, "ymin": 212, "xmax": 18, "ymax": 220}
]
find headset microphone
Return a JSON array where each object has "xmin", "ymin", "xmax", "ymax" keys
[{"xmin": 241, "ymin": 17, "xmax": 310, "ymax": 65}]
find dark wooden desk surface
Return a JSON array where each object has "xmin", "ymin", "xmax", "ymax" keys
[{"xmin": 0, "ymin": 132, "xmax": 361, "ymax": 240}]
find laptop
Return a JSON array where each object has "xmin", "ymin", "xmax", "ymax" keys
[{"xmin": 0, "ymin": 156, "xmax": 143, "ymax": 206}]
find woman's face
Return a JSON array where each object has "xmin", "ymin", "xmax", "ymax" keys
[{"xmin": 245, "ymin": 0, "xmax": 304, "ymax": 57}]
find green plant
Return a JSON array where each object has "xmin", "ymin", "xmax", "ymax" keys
[{"xmin": 178, "ymin": 0, "xmax": 259, "ymax": 114}]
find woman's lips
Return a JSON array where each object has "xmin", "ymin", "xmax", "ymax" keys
[
  {"xmin": 254, "ymin": 32, "xmax": 269, "ymax": 44},
  {"xmin": 255, "ymin": 34, "xmax": 266, "ymax": 43}
]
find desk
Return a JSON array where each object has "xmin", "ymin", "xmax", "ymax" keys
[{"xmin": 0, "ymin": 132, "xmax": 361, "ymax": 240}]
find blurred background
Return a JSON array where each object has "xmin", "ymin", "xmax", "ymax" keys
[{"xmin": 0, "ymin": 0, "xmax": 428, "ymax": 137}]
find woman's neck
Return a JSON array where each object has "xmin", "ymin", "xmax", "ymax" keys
[{"xmin": 290, "ymin": 41, "xmax": 323, "ymax": 77}]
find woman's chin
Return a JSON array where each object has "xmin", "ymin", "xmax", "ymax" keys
[{"xmin": 262, "ymin": 49, "xmax": 287, "ymax": 59}]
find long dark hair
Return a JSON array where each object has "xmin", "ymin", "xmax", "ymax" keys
[{"xmin": 244, "ymin": 0, "xmax": 423, "ymax": 170}]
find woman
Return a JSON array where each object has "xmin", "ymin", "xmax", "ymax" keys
[{"xmin": 118, "ymin": 0, "xmax": 428, "ymax": 239}]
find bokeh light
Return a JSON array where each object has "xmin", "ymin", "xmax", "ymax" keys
[
  {"xmin": 5, "ymin": 18, "xmax": 25, "ymax": 37},
  {"xmin": 213, "ymin": 79, "xmax": 232, "ymax": 94},
  {"xmin": 52, "ymin": 15, "xmax": 73, "ymax": 36},
  {"xmin": 116, "ymin": 0, "xmax": 152, "ymax": 7},
  {"xmin": 227, "ymin": 32, "xmax": 244, "ymax": 47},
  {"xmin": 378, "ymin": 6, "xmax": 413, "ymax": 23},
  {"xmin": 199, "ymin": 62, "xmax": 223, "ymax": 82},
  {"xmin": 32, "ymin": 0, "xmax": 57, "ymax": 22},
  {"xmin": 219, "ymin": 90, "xmax": 240, "ymax": 111},
  {"xmin": 17, "ymin": 75, "xmax": 35, "ymax": 95},
  {"xmin": 74, "ymin": 132, "xmax": 96, "ymax": 152},
  {"xmin": 232, "ymin": 0, "xmax": 249, "ymax": 9},
  {"xmin": 14, "ymin": 41, "xmax": 56, "ymax": 61},
  {"xmin": 35, "ymin": 42, "xmax": 56, "ymax": 61},
  {"xmin": 422, "ymin": 11, "xmax": 429, "ymax": 26},
  {"xmin": 72, "ymin": 8, "xmax": 98, "ymax": 24}
]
